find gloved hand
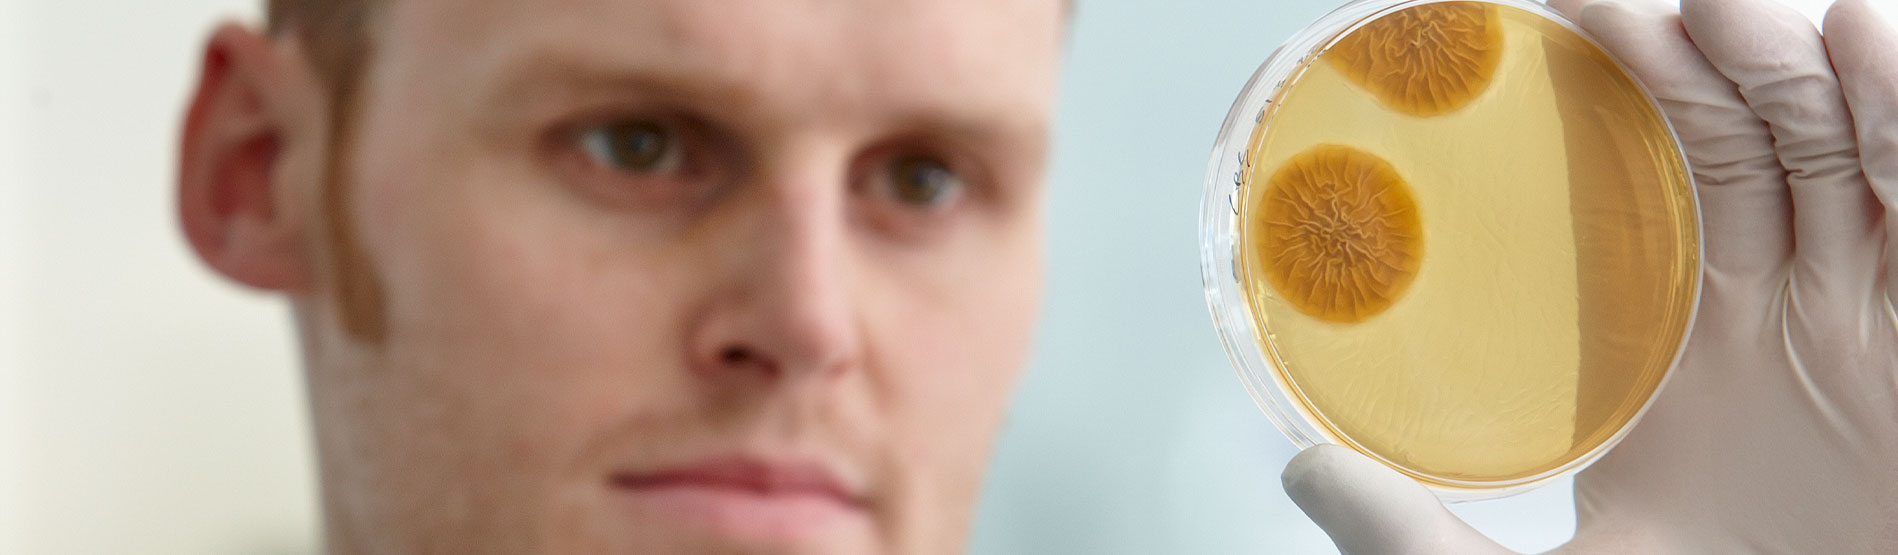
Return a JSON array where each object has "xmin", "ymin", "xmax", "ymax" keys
[{"xmin": 1280, "ymin": 0, "xmax": 1898, "ymax": 552}]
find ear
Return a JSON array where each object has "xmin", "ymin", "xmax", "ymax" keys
[{"xmin": 178, "ymin": 23, "xmax": 314, "ymax": 292}]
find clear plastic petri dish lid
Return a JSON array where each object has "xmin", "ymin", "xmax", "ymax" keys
[{"xmin": 1200, "ymin": 0, "xmax": 1703, "ymax": 501}]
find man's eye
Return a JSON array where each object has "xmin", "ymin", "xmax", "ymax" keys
[
  {"xmin": 886, "ymin": 155, "xmax": 964, "ymax": 209},
  {"xmin": 579, "ymin": 121, "xmax": 680, "ymax": 173}
]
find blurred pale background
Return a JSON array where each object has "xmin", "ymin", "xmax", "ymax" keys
[{"xmin": 0, "ymin": 0, "xmax": 1844, "ymax": 553}]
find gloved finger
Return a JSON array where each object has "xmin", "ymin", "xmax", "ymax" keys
[
  {"xmin": 1682, "ymin": 0, "xmax": 1884, "ymax": 322},
  {"xmin": 1577, "ymin": 0, "xmax": 1794, "ymax": 304},
  {"xmin": 1281, "ymin": 445, "xmax": 1516, "ymax": 555},
  {"xmin": 1546, "ymin": 0, "xmax": 1587, "ymax": 22},
  {"xmin": 1825, "ymin": 0, "xmax": 1898, "ymax": 307}
]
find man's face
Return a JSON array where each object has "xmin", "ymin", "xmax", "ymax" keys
[{"xmin": 288, "ymin": 0, "xmax": 1062, "ymax": 553}]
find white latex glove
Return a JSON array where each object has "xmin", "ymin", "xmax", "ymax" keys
[{"xmin": 1280, "ymin": 0, "xmax": 1898, "ymax": 552}]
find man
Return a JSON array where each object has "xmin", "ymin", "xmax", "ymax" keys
[
  {"xmin": 178, "ymin": 0, "xmax": 1060, "ymax": 553},
  {"xmin": 178, "ymin": 0, "xmax": 1897, "ymax": 554}
]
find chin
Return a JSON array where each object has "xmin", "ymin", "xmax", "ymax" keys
[{"xmin": 543, "ymin": 488, "xmax": 895, "ymax": 555}]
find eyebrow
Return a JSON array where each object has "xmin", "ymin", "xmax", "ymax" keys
[
  {"xmin": 473, "ymin": 39, "xmax": 1049, "ymax": 174},
  {"xmin": 480, "ymin": 45, "xmax": 752, "ymax": 120}
]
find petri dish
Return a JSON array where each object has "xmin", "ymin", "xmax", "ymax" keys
[{"xmin": 1199, "ymin": 0, "xmax": 1701, "ymax": 500}]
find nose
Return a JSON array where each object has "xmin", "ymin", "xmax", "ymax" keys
[{"xmin": 688, "ymin": 172, "xmax": 861, "ymax": 385}]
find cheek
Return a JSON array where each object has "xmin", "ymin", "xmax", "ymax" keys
[
  {"xmin": 870, "ymin": 232, "xmax": 1042, "ymax": 512},
  {"xmin": 348, "ymin": 147, "xmax": 700, "ymax": 497}
]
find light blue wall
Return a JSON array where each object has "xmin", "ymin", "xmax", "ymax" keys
[{"xmin": 971, "ymin": 2, "xmax": 1579, "ymax": 553}]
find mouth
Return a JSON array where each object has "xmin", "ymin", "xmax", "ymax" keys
[{"xmin": 608, "ymin": 456, "xmax": 873, "ymax": 545}]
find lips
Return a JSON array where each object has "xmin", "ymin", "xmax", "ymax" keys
[
  {"xmin": 609, "ymin": 456, "xmax": 872, "ymax": 545},
  {"xmin": 614, "ymin": 458, "xmax": 859, "ymax": 500}
]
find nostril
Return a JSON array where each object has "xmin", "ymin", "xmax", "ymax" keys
[{"xmin": 720, "ymin": 347, "xmax": 753, "ymax": 366}]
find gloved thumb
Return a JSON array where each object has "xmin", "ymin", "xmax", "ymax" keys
[{"xmin": 1282, "ymin": 445, "xmax": 1518, "ymax": 555}]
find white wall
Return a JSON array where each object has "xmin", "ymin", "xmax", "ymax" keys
[
  {"xmin": 0, "ymin": 1, "xmax": 1857, "ymax": 554},
  {"xmin": 4, "ymin": 1, "xmax": 320, "ymax": 554},
  {"xmin": 3, "ymin": 0, "xmax": 30, "ymax": 552}
]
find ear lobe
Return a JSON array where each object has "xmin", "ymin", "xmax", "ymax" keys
[{"xmin": 179, "ymin": 24, "xmax": 313, "ymax": 292}]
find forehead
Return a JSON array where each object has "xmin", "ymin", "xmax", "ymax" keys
[{"xmin": 369, "ymin": 0, "xmax": 1065, "ymax": 130}]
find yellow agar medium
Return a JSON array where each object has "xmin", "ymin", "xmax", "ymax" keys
[{"xmin": 1237, "ymin": 3, "xmax": 1698, "ymax": 488}]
